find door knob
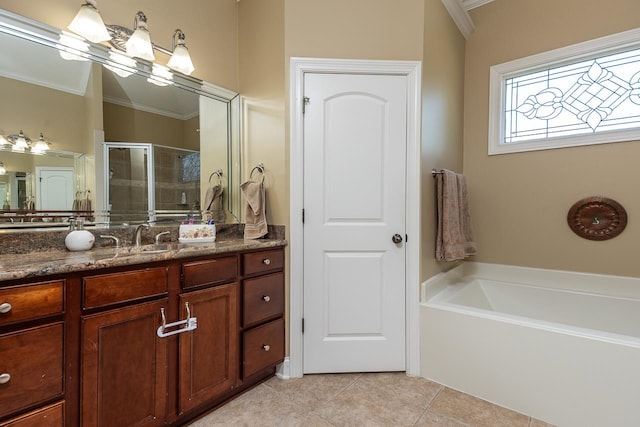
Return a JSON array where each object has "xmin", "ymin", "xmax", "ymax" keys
[{"xmin": 392, "ymin": 234, "xmax": 403, "ymax": 244}]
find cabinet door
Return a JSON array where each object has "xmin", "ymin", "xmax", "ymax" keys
[
  {"xmin": 81, "ymin": 299, "xmax": 167, "ymax": 427},
  {"xmin": 178, "ymin": 283, "xmax": 238, "ymax": 414}
]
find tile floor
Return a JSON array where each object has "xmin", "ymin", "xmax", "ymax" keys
[{"xmin": 188, "ymin": 373, "xmax": 556, "ymax": 427}]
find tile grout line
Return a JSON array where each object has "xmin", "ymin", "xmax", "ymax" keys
[{"xmin": 411, "ymin": 383, "xmax": 445, "ymax": 426}]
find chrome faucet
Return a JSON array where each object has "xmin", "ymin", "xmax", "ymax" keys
[
  {"xmin": 155, "ymin": 231, "xmax": 170, "ymax": 245},
  {"xmin": 133, "ymin": 223, "xmax": 150, "ymax": 247}
]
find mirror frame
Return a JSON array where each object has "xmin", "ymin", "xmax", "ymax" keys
[{"xmin": 0, "ymin": 9, "xmax": 241, "ymax": 228}]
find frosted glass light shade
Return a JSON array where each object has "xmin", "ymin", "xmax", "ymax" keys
[
  {"xmin": 125, "ymin": 27, "xmax": 155, "ymax": 61},
  {"xmin": 68, "ymin": 1, "xmax": 111, "ymax": 43},
  {"xmin": 167, "ymin": 44, "xmax": 195, "ymax": 75},
  {"xmin": 12, "ymin": 131, "xmax": 29, "ymax": 152},
  {"xmin": 0, "ymin": 134, "xmax": 8, "ymax": 146},
  {"xmin": 32, "ymin": 134, "xmax": 50, "ymax": 153}
]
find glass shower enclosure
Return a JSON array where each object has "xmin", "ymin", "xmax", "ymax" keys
[{"xmin": 104, "ymin": 142, "xmax": 199, "ymax": 225}]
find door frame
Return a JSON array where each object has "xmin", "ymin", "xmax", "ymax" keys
[{"xmin": 288, "ymin": 57, "xmax": 422, "ymax": 378}]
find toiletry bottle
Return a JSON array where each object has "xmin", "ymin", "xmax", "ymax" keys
[{"xmin": 65, "ymin": 217, "xmax": 95, "ymax": 251}]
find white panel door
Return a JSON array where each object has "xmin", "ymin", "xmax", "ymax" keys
[
  {"xmin": 303, "ymin": 73, "xmax": 407, "ymax": 373},
  {"xmin": 36, "ymin": 167, "xmax": 75, "ymax": 210}
]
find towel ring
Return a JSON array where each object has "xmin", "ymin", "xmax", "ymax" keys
[
  {"xmin": 249, "ymin": 163, "xmax": 265, "ymax": 183},
  {"xmin": 208, "ymin": 169, "xmax": 223, "ymax": 185}
]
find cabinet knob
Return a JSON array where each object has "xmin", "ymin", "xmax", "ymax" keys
[
  {"xmin": 263, "ymin": 344, "xmax": 271, "ymax": 352},
  {"xmin": 0, "ymin": 373, "xmax": 10, "ymax": 384},
  {"xmin": 262, "ymin": 295, "xmax": 271, "ymax": 302},
  {"xmin": 0, "ymin": 302, "xmax": 11, "ymax": 314},
  {"xmin": 262, "ymin": 258, "xmax": 271, "ymax": 265}
]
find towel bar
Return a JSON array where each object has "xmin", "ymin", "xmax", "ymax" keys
[{"xmin": 431, "ymin": 169, "xmax": 444, "ymax": 177}]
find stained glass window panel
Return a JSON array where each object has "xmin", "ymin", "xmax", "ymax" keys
[{"xmin": 503, "ymin": 47, "xmax": 640, "ymax": 144}]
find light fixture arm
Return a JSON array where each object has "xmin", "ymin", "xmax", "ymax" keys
[
  {"xmin": 132, "ymin": 11, "xmax": 148, "ymax": 30},
  {"xmin": 172, "ymin": 29, "xmax": 186, "ymax": 51}
]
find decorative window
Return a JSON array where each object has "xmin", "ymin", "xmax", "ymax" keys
[
  {"xmin": 181, "ymin": 152, "xmax": 200, "ymax": 182},
  {"xmin": 489, "ymin": 28, "xmax": 640, "ymax": 154}
]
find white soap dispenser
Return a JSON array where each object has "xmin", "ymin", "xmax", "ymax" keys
[{"xmin": 65, "ymin": 217, "xmax": 95, "ymax": 251}]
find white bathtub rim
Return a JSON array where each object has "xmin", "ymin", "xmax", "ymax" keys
[
  {"xmin": 436, "ymin": 277, "xmax": 640, "ymax": 305},
  {"xmin": 421, "ymin": 299, "xmax": 640, "ymax": 348},
  {"xmin": 422, "ymin": 262, "xmax": 640, "ymax": 301}
]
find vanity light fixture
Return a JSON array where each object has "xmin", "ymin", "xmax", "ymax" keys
[
  {"xmin": 68, "ymin": 0, "xmax": 111, "ymax": 43},
  {"xmin": 0, "ymin": 162, "xmax": 6, "ymax": 176},
  {"xmin": 125, "ymin": 11, "xmax": 155, "ymax": 61},
  {"xmin": 67, "ymin": 7, "xmax": 196, "ymax": 76},
  {"xmin": 8, "ymin": 130, "xmax": 30, "ymax": 153},
  {"xmin": 166, "ymin": 29, "xmax": 195, "ymax": 75},
  {"xmin": 31, "ymin": 133, "xmax": 51, "ymax": 154}
]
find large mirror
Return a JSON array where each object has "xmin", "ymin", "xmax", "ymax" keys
[{"xmin": 0, "ymin": 9, "xmax": 241, "ymax": 230}]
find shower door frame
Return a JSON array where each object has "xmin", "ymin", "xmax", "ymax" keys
[{"xmin": 102, "ymin": 142, "xmax": 155, "ymax": 224}]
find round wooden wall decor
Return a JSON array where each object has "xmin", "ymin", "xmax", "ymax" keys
[{"xmin": 567, "ymin": 197, "xmax": 627, "ymax": 241}]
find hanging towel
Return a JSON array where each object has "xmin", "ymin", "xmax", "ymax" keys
[
  {"xmin": 204, "ymin": 184, "xmax": 226, "ymax": 224},
  {"xmin": 241, "ymin": 179, "xmax": 267, "ymax": 239},
  {"xmin": 435, "ymin": 169, "xmax": 477, "ymax": 261}
]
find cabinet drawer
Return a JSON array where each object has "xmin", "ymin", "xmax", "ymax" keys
[
  {"xmin": 243, "ymin": 249, "xmax": 284, "ymax": 276},
  {"xmin": 242, "ymin": 317, "xmax": 284, "ymax": 379},
  {"xmin": 0, "ymin": 280, "xmax": 64, "ymax": 327},
  {"xmin": 182, "ymin": 256, "xmax": 238, "ymax": 289},
  {"xmin": 82, "ymin": 267, "xmax": 168, "ymax": 310},
  {"xmin": 0, "ymin": 401, "xmax": 64, "ymax": 427},
  {"xmin": 243, "ymin": 272, "xmax": 284, "ymax": 327},
  {"xmin": 0, "ymin": 323, "xmax": 64, "ymax": 420}
]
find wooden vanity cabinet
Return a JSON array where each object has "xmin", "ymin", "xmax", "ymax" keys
[
  {"xmin": 0, "ymin": 279, "xmax": 65, "ymax": 426},
  {"xmin": 80, "ymin": 268, "xmax": 169, "ymax": 427},
  {"xmin": 1, "ymin": 243, "xmax": 285, "ymax": 427},
  {"xmin": 241, "ymin": 250, "xmax": 285, "ymax": 379}
]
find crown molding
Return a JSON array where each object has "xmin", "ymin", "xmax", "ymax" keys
[
  {"xmin": 440, "ymin": 0, "xmax": 475, "ymax": 39},
  {"xmin": 461, "ymin": 0, "xmax": 496, "ymax": 10}
]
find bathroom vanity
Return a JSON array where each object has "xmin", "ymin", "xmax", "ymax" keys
[{"xmin": 0, "ymin": 239, "xmax": 285, "ymax": 426}]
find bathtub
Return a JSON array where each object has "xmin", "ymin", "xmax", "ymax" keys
[{"xmin": 420, "ymin": 262, "xmax": 640, "ymax": 427}]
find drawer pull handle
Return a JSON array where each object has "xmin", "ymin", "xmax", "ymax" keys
[
  {"xmin": 262, "ymin": 295, "xmax": 271, "ymax": 302},
  {"xmin": 263, "ymin": 345, "xmax": 271, "ymax": 352},
  {"xmin": 157, "ymin": 302, "xmax": 198, "ymax": 338},
  {"xmin": 263, "ymin": 258, "xmax": 271, "ymax": 265},
  {"xmin": 0, "ymin": 303, "xmax": 11, "ymax": 314},
  {"xmin": 0, "ymin": 373, "xmax": 10, "ymax": 384}
]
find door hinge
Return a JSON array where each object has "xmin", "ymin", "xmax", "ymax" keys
[
  {"xmin": 302, "ymin": 96, "xmax": 310, "ymax": 114},
  {"xmin": 302, "ymin": 208, "xmax": 305, "ymax": 224},
  {"xmin": 302, "ymin": 318, "xmax": 305, "ymax": 334}
]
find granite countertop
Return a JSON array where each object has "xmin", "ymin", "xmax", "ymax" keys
[{"xmin": 0, "ymin": 238, "xmax": 287, "ymax": 282}]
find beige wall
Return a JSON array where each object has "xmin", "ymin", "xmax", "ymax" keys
[
  {"xmin": 238, "ymin": 0, "xmax": 286, "ymax": 227},
  {"xmin": 0, "ymin": 77, "xmax": 87, "ymax": 153},
  {"xmin": 420, "ymin": 0, "xmax": 466, "ymax": 281},
  {"xmin": 1, "ymin": 0, "xmax": 239, "ymax": 91},
  {"xmin": 285, "ymin": 0, "xmax": 424, "ymax": 60},
  {"xmin": 103, "ymin": 102, "xmax": 197, "ymax": 150},
  {"xmin": 464, "ymin": 0, "xmax": 640, "ymax": 276}
]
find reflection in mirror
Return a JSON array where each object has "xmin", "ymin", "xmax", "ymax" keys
[{"xmin": 0, "ymin": 9, "xmax": 240, "ymax": 231}]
